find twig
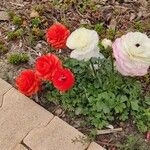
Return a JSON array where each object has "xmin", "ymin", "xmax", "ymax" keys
[{"xmin": 97, "ymin": 128, "xmax": 123, "ymax": 135}]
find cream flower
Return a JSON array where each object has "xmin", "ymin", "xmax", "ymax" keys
[
  {"xmin": 66, "ymin": 28, "xmax": 103, "ymax": 61},
  {"xmin": 70, "ymin": 46, "xmax": 104, "ymax": 61},
  {"xmin": 101, "ymin": 38, "xmax": 112, "ymax": 49},
  {"xmin": 112, "ymin": 32, "xmax": 150, "ymax": 76}
]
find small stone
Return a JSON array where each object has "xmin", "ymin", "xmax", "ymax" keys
[
  {"xmin": 35, "ymin": 43, "xmax": 42, "ymax": 50},
  {"xmin": 54, "ymin": 108, "xmax": 63, "ymax": 116},
  {"xmin": 0, "ymin": 11, "xmax": 9, "ymax": 21},
  {"xmin": 30, "ymin": 10, "xmax": 39, "ymax": 18}
]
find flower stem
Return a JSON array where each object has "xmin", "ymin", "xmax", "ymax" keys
[
  {"xmin": 110, "ymin": 53, "xmax": 114, "ymax": 73},
  {"xmin": 90, "ymin": 59, "xmax": 102, "ymax": 87},
  {"xmin": 110, "ymin": 52, "xmax": 115, "ymax": 88},
  {"xmin": 90, "ymin": 59, "xmax": 97, "ymax": 77}
]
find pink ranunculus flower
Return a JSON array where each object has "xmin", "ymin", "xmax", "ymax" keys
[{"xmin": 112, "ymin": 32, "xmax": 150, "ymax": 76}]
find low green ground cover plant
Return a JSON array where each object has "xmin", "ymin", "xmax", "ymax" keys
[
  {"xmin": 46, "ymin": 58, "xmax": 150, "ymax": 132},
  {"xmin": 8, "ymin": 53, "xmax": 29, "ymax": 65},
  {"xmin": 0, "ymin": 41, "xmax": 8, "ymax": 54}
]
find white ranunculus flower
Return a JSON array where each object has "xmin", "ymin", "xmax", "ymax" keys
[
  {"xmin": 70, "ymin": 46, "xmax": 104, "ymax": 61},
  {"xmin": 66, "ymin": 28, "xmax": 103, "ymax": 61},
  {"xmin": 101, "ymin": 38, "xmax": 112, "ymax": 49}
]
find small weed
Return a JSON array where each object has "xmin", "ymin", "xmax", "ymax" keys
[
  {"xmin": 8, "ymin": 53, "xmax": 29, "ymax": 65},
  {"xmin": 80, "ymin": 24, "xmax": 93, "ymax": 30},
  {"xmin": 134, "ymin": 21, "xmax": 144, "ymax": 32},
  {"xmin": 32, "ymin": 27, "xmax": 44, "ymax": 38},
  {"xmin": 7, "ymin": 11, "xmax": 22, "ymax": 26},
  {"xmin": 12, "ymin": 15, "xmax": 22, "ymax": 26},
  {"xmin": 0, "ymin": 41, "xmax": 8, "ymax": 54},
  {"xmin": 106, "ymin": 28, "xmax": 116, "ymax": 40},
  {"xmin": 28, "ymin": 33, "xmax": 36, "ymax": 46},
  {"xmin": 7, "ymin": 11, "xmax": 15, "ymax": 20},
  {"xmin": 7, "ymin": 28, "xmax": 24, "ymax": 40},
  {"xmin": 31, "ymin": 17, "xmax": 41, "ymax": 27},
  {"xmin": 33, "ymin": 4, "xmax": 45, "ymax": 14},
  {"xmin": 94, "ymin": 23, "xmax": 106, "ymax": 37}
]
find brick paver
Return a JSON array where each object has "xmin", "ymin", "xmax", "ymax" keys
[
  {"xmin": 0, "ymin": 78, "xmax": 12, "ymax": 107},
  {"xmin": 14, "ymin": 144, "xmax": 28, "ymax": 150},
  {"xmin": 0, "ymin": 78, "xmax": 105, "ymax": 150},
  {"xmin": 23, "ymin": 116, "xmax": 89, "ymax": 150},
  {"xmin": 0, "ymin": 88, "xmax": 54, "ymax": 150},
  {"xmin": 88, "ymin": 142, "xmax": 105, "ymax": 150}
]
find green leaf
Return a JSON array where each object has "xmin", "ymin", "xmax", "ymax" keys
[
  {"xmin": 144, "ymin": 96, "xmax": 150, "ymax": 105},
  {"xmin": 131, "ymin": 101, "xmax": 139, "ymax": 111}
]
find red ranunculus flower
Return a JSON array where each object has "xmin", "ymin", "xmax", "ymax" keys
[
  {"xmin": 16, "ymin": 69, "xmax": 41, "ymax": 96},
  {"xmin": 52, "ymin": 68, "xmax": 75, "ymax": 92},
  {"xmin": 46, "ymin": 23, "xmax": 70, "ymax": 49},
  {"xmin": 35, "ymin": 54, "xmax": 62, "ymax": 81}
]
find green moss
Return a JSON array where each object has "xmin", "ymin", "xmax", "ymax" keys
[
  {"xmin": 8, "ymin": 53, "xmax": 29, "ymax": 65},
  {"xmin": 7, "ymin": 28, "xmax": 24, "ymax": 40}
]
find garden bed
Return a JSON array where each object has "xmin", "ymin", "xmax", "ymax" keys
[{"xmin": 0, "ymin": 0, "xmax": 150, "ymax": 149}]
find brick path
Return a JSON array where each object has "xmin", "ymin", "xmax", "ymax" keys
[{"xmin": 0, "ymin": 78, "xmax": 105, "ymax": 150}]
